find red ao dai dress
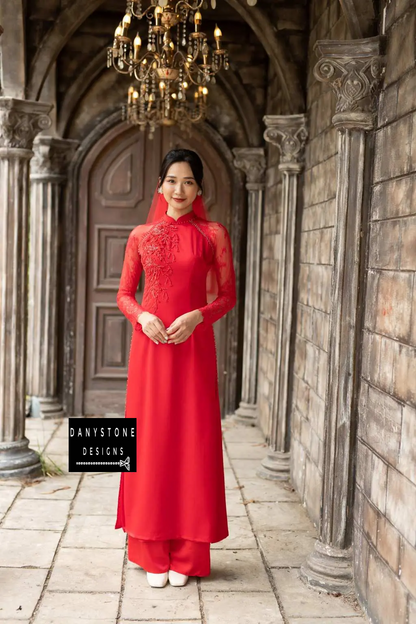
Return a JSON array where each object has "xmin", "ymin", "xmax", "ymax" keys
[{"xmin": 115, "ymin": 208, "xmax": 237, "ymax": 551}]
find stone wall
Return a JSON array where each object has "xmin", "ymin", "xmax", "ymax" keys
[
  {"xmin": 290, "ymin": 0, "xmax": 350, "ymax": 525},
  {"xmin": 353, "ymin": 3, "xmax": 416, "ymax": 622}
]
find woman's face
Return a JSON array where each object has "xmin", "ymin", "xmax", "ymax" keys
[{"xmin": 160, "ymin": 161, "xmax": 199, "ymax": 212}]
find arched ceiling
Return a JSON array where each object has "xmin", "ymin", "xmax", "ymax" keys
[
  {"xmin": 57, "ymin": 44, "xmax": 262, "ymax": 147},
  {"xmin": 26, "ymin": 0, "xmax": 306, "ymax": 118}
]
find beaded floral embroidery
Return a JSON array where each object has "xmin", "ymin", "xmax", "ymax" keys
[{"xmin": 138, "ymin": 222, "xmax": 180, "ymax": 314}]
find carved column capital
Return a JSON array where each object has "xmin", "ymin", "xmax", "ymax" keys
[
  {"xmin": 313, "ymin": 37, "xmax": 385, "ymax": 130},
  {"xmin": 31, "ymin": 137, "xmax": 79, "ymax": 182},
  {"xmin": 233, "ymin": 147, "xmax": 266, "ymax": 189},
  {"xmin": 0, "ymin": 98, "xmax": 52, "ymax": 150},
  {"xmin": 263, "ymin": 114, "xmax": 308, "ymax": 168}
]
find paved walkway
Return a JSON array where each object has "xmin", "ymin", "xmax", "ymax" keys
[{"xmin": 0, "ymin": 416, "xmax": 368, "ymax": 624}]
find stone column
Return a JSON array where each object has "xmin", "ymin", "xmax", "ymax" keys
[
  {"xmin": 257, "ymin": 115, "xmax": 308, "ymax": 480},
  {"xmin": 232, "ymin": 148, "xmax": 266, "ymax": 425},
  {"xmin": 0, "ymin": 98, "xmax": 52, "ymax": 478},
  {"xmin": 27, "ymin": 137, "xmax": 78, "ymax": 418},
  {"xmin": 300, "ymin": 37, "xmax": 384, "ymax": 592}
]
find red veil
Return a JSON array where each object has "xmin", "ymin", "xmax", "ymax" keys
[{"xmin": 146, "ymin": 188, "xmax": 219, "ymax": 299}]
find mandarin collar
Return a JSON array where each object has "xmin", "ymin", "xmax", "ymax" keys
[{"xmin": 162, "ymin": 209, "xmax": 195, "ymax": 224}]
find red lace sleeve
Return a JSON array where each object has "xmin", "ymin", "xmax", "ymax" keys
[
  {"xmin": 117, "ymin": 227, "xmax": 145, "ymax": 327},
  {"xmin": 198, "ymin": 223, "xmax": 237, "ymax": 325}
]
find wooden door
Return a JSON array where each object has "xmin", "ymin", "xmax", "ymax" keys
[{"xmin": 81, "ymin": 123, "xmax": 232, "ymax": 415}]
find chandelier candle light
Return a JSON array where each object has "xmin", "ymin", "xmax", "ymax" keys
[{"xmin": 107, "ymin": 0, "xmax": 230, "ymax": 133}]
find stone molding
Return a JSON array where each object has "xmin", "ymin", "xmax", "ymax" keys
[
  {"xmin": 263, "ymin": 114, "xmax": 308, "ymax": 164},
  {"xmin": 0, "ymin": 98, "xmax": 52, "ymax": 150},
  {"xmin": 313, "ymin": 37, "xmax": 385, "ymax": 127},
  {"xmin": 31, "ymin": 136, "xmax": 79, "ymax": 181},
  {"xmin": 233, "ymin": 147, "xmax": 266, "ymax": 186}
]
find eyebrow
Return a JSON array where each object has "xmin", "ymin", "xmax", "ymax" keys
[{"xmin": 165, "ymin": 175, "xmax": 195, "ymax": 179}]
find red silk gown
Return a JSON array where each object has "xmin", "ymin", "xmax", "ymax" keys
[{"xmin": 115, "ymin": 208, "xmax": 237, "ymax": 544}]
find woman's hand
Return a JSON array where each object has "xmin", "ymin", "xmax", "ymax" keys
[
  {"xmin": 138, "ymin": 312, "xmax": 169, "ymax": 345},
  {"xmin": 166, "ymin": 310, "xmax": 203, "ymax": 344}
]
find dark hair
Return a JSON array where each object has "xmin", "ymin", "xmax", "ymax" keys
[{"xmin": 158, "ymin": 149, "xmax": 204, "ymax": 191}]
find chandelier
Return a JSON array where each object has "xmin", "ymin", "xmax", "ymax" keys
[
  {"xmin": 122, "ymin": 82, "xmax": 209, "ymax": 137},
  {"xmin": 107, "ymin": 0, "xmax": 231, "ymax": 130}
]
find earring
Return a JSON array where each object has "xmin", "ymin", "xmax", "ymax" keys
[
  {"xmin": 158, "ymin": 188, "xmax": 163, "ymax": 194},
  {"xmin": 197, "ymin": 190, "xmax": 202, "ymax": 196}
]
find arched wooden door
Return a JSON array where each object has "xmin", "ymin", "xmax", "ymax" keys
[{"xmin": 77, "ymin": 122, "xmax": 232, "ymax": 416}]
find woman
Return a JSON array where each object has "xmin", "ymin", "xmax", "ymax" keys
[{"xmin": 114, "ymin": 149, "xmax": 237, "ymax": 588}]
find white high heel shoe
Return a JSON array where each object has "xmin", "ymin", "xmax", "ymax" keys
[
  {"xmin": 168, "ymin": 569, "xmax": 189, "ymax": 586},
  {"xmin": 146, "ymin": 571, "xmax": 168, "ymax": 588}
]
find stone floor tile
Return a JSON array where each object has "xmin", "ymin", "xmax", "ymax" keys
[
  {"xmin": 119, "ymin": 621, "xmax": 201, "ymax": 624},
  {"xmin": 71, "ymin": 486, "xmax": 118, "ymax": 515},
  {"xmin": 288, "ymin": 618, "xmax": 368, "ymax": 623},
  {"xmin": 224, "ymin": 467, "xmax": 239, "ymax": 489},
  {"xmin": 25, "ymin": 419, "xmax": 59, "ymax": 434},
  {"xmin": 226, "ymin": 441, "xmax": 269, "ymax": 460},
  {"xmin": 225, "ymin": 488, "xmax": 247, "ymax": 516},
  {"xmin": 43, "ymin": 437, "xmax": 70, "ymax": 455},
  {"xmin": 0, "ymin": 529, "xmax": 60, "ymax": 567},
  {"xmin": 26, "ymin": 431, "xmax": 54, "ymax": 452},
  {"xmin": 223, "ymin": 453, "xmax": 231, "ymax": 469},
  {"xmin": 47, "ymin": 547, "xmax": 123, "ymax": 592},
  {"xmin": 222, "ymin": 422, "xmax": 266, "ymax": 443},
  {"xmin": 62, "ymin": 514, "xmax": 126, "ymax": 549},
  {"xmin": 0, "ymin": 568, "xmax": 48, "ymax": 619},
  {"xmin": 211, "ymin": 516, "xmax": 256, "ymax": 550},
  {"xmin": 202, "ymin": 591, "xmax": 283, "ymax": 624},
  {"xmin": 272, "ymin": 568, "xmax": 362, "ymax": 618},
  {"xmin": 0, "ymin": 485, "xmax": 20, "ymax": 512},
  {"xmin": 0, "ymin": 478, "xmax": 22, "ymax": 487},
  {"xmin": 2, "ymin": 498, "xmax": 70, "ymax": 531},
  {"xmin": 249, "ymin": 502, "xmax": 314, "ymax": 532},
  {"xmin": 231, "ymin": 458, "xmax": 263, "ymax": 479},
  {"xmin": 82, "ymin": 472, "xmax": 121, "ymax": 488},
  {"xmin": 33, "ymin": 591, "xmax": 119, "ymax": 623},
  {"xmin": 52, "ymin": 424, "xmax": 70, "ymax": 439},
  {"xmin": 201, "ymin": 548, "xmax": 270, "ymax": 592},
  {"xmin": 19, "ymin": 475, "xmax": 80, "ymax": 500},
  {"xmin": 35, "ymin": 620, "xmax": 113, "ymax": 624},
  {"xmin": 240, "ymin": 478, "xmax": 301, "ymax": 503},
  {"xmin": 42, "ymin": 454, "xmax": 69, "ymax": 473},
  {"xmin": 258, "ymin": 529, "xmax": 317, "ymax": 567},
  {"xmin": 121, "ymin": 567, "xmax": 200, "ymax": 620}
]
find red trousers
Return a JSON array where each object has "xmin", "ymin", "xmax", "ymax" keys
[{"xmin": 127, "ymin": 535, "xmax": 211, "ymax": 576}]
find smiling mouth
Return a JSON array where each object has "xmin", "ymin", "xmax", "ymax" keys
[{"xmin": 173, "ymin": 198, "xmax": 186, "ymax": 201}]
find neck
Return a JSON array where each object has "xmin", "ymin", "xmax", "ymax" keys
[{"xmin": 166, "ymin": 204, "xmax": 193, "ymax": 221}]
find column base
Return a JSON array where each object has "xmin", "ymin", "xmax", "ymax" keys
[
  {"xmin": 231, "ymin": 402, "xmax": 258, "ymax": 426},
  {"xmin": 30, "ymin": 396, "xmax": 65, "ymax": 419},
  {"xmin": 256, "ymin": 450, "xmax": 290, "ymax": 480},
  {"xmin": 0, "ymin": 437, "xmax": 43, "ymax": 480},
  {"xmin": 300, "ymin": 540, "xmax": 353, "ymax": 594}
]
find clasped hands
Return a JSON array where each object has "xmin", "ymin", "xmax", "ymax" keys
[{"xmin": 138, "ymin": 310, "xmax": 203, "ymax": 345}]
